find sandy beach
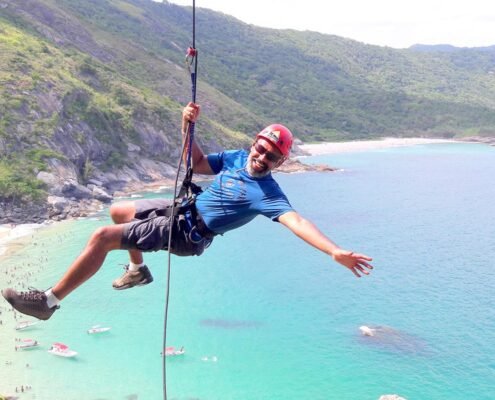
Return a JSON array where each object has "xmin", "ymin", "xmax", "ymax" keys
[
  {"xmin": 0, "ymin": 223, "xmax": 51, "ymax": 258},
  {"xmin": 0, "ymin": 223, "xmax": 52, "ymax": 398},
  {"xmin": 299, "ymin": 137, "xmax": 461, "ymax": 155}
]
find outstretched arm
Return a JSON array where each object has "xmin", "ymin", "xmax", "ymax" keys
[
  {"xmin": 278, "ymin": 211, "xmax": 373, "ymax": 278},
  {"xmin": 181, "ymin": 102, "xmax": 215, "ymax": 175}
]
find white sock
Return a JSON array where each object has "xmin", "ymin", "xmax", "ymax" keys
[
  {"xmin": 45, "ymin": 289, "xmax": 60, "ymax": 309},
  {"xmin": 128, "ymin": 262, "xmax": 144, "ymax": 272}
]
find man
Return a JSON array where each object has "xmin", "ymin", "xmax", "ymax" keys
[{"xmin": 2, "ymin": 102, "xmax": 373, "ymax": 321}]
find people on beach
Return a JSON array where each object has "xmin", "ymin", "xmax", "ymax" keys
[{"xmin": 1, "ymin": 102, "xmax": 373, "ymax": 321}]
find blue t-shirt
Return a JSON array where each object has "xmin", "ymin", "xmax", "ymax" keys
[{"xmin": 195, "ymin": 150, "xmax": 294, "ymax": 234}]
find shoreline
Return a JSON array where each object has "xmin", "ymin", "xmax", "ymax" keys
[
  {"xmin": 0, "ymin": 137, "xmax": 485, "ymax": 258},
  {"xmin": 0, "ymin": 223, "xmax": 52, "ymax": 258},
  {"xmin": 0, "ymin": 182, "xmax": 176, "ymax": 259},
  {"xmin": 298, "ymin": 137, "xmax": 464, "ymax": 156}
]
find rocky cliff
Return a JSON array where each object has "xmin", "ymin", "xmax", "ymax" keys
[{"xmin": 2, "ymin": 0, "xmax": 494, "ymax": 223}]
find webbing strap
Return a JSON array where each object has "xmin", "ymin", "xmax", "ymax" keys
[{"xmin": 177, "ymin": 166, "xmax": 194, "ymax": 200}]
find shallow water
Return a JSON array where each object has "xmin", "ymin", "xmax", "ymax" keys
[{"xmin": 1, "ymin": 142, "xmax": 494, "ymax": 399}]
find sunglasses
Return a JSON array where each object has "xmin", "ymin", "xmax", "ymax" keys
[{"xmin": 254, "ymin": 142, "xmax": 283, "ymax": 163}]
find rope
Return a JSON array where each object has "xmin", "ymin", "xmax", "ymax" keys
[
  {"xmin": 162, "ymin": 1, "xmax": 197, "ymax": 399},
  {"xmin": 162, "ymin": 128, "xmax": 189, "ymax": 400},
  {"xmin": 185, "ymin": 48, "xmax": 198, "ymax": 167}
]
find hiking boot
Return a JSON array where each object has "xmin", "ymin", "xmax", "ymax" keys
[
  {"xmin": 1, "ymin": 287, "xmax": 59, "ymax": 321},
  {"xmin": 112, "ymin": 265, "xmax": 153, "ymax": 290}
]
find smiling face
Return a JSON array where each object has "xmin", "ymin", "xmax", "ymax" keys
[{"xmin": 246, "ymin": 138, "xmax": 284, "ymax": 178}]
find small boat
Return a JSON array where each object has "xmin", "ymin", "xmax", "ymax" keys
[
  {"xmin": 48, "ymin": 342, "xmax": 78, "ymax": 358},
  {"xmin": 87, "ymin": 325, "xmax": 111, "ymax": 334},
  {"xmin": 201, "ymin": 355, "xmax": 218, "ymax": 362},
  {"xmin": 15, "ymin": 339, "xmax": 39, "ymax": 350},
  {"xmin": 359, "ymin": 325, "xmax": 375, "ymax": 337},
  {"xmin": 162, "ymin": 346, "xmax": 185, "ymax": 357},
  {"xmin": 15, "ymin": 320, "xmax": 39, "ymax": 331}
]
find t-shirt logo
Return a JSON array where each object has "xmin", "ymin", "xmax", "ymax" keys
[{"xmin": 219, "ymin": 174, "xmax": 247, "ymax": 200}]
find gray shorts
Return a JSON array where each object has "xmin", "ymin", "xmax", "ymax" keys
[{"xmin": 120, "ymin": 198, "xmax": 209, "ymax": 256}]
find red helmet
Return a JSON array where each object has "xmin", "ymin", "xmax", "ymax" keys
[{"xmin": 256, "ymin": 124, "xmax": 293, "ymax": 158}]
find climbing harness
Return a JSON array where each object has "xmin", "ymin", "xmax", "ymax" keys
[{"xmin": 162, "ymin": 1, "xmax": 200, "ymax": 399}]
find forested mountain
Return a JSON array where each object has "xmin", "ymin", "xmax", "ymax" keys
[{"xmin": 1, "ymin": 0, "xmax": 495, "ymax": 214}]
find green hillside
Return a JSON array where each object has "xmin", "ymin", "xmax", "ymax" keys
[{"xmin": 1, "ymin": 0, "xmax": 495, "ymax": 206}]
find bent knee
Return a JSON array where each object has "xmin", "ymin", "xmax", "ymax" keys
[
  {"xmin": 110, "ymin": 201, "xmax": 136, "ymax": 223},
  {"xmin": 90, "ymin": 226, "xmax": 123, "ymax": 251}
]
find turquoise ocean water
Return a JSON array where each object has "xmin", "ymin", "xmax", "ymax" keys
[{"xmin": 1, "ymin": 142, "xmax": 494, "ymax": 399}]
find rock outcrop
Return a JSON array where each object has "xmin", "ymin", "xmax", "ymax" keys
[
  {"xmin": 460, "ymin": 136, "xmax": 495, "ymax": 146},
  {"xmin": 1, "ymin": 149, "xmax": 334, "ymax": 224},
  {"xmin": 276, "ymin": 158, "xmax": 337, "ymax": 174}
]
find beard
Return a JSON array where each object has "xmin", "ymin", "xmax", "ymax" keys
[{"xmin": 246, "ymin": 153, "xmax": 272, "ymax": 178}]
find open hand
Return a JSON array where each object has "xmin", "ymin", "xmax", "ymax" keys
[{"xmin": 332, "ymin": 249, "xmax": 373, "ymax": 278}]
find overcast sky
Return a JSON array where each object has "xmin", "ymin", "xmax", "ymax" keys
[{"xmin": 166, "ymin": 0, "xmax": 495, "ymax": 49}]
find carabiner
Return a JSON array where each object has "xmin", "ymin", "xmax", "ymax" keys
[{"xmin": 185, "ymin": 47, "xmax": 197, "ymax": 72}]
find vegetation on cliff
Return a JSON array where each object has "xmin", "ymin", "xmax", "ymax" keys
[{"xmin": 1, "ymin": 0, "xmax": 495, "ymax": 205}]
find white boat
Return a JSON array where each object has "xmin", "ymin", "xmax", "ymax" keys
[
  {"xmin": 15, "ymin": 338, "xmax": 39, "ymax": 350},
  {"xmin": 162, "ymin": 346, "xmax": 185, "ymax": 357},
  {"xmin": 201, "ymin": 356, "xmax": 218, "ymax": 362},
  {"xmin": 359, "ymin": 325, "xmax": 375, "ymax": 337},
  {"xmin": 87, "ymin": 325, "xmax": 111, "ymax": 334},
  {"xmin": 48, "ymin": 342, "xmax": 78, "ymax": 358},
  {"xmin": 15, "ymin": 320, "xmax": 39, "ymax": 331}
]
